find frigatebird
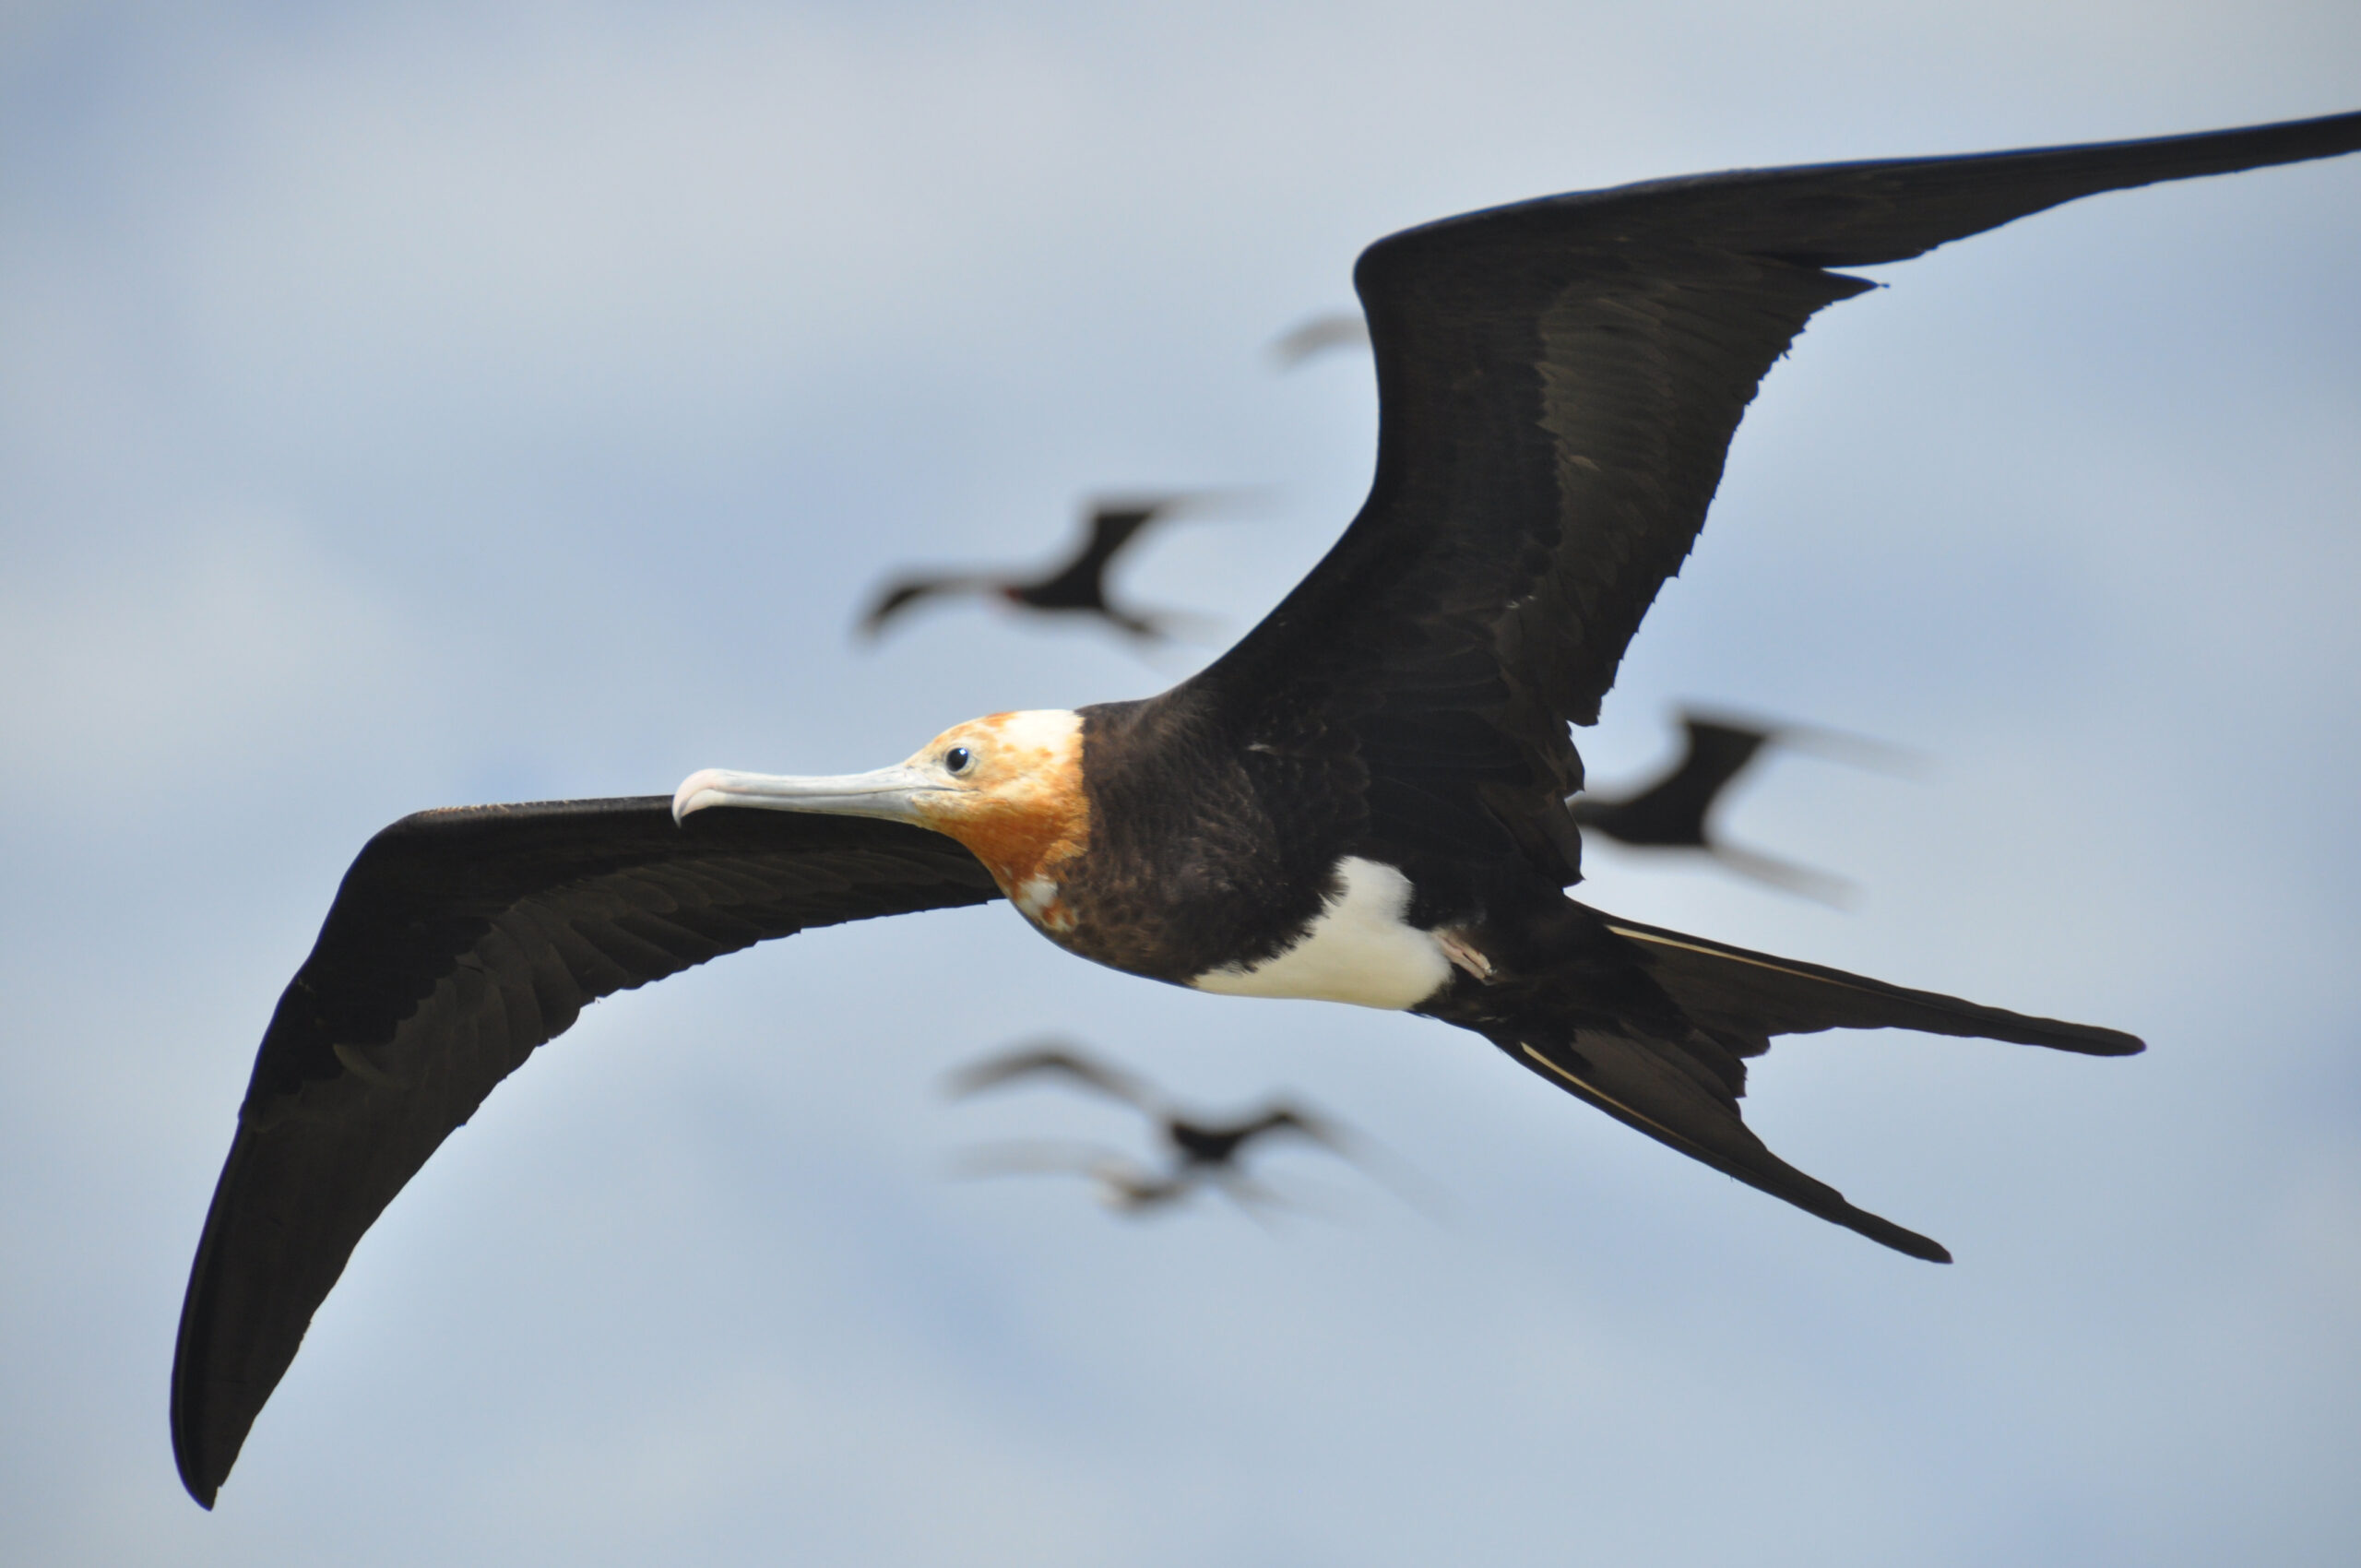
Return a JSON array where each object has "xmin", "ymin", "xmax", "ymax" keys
[
  {"xmin": 948, "ymin": 1044, "xmax": 1388, "ymax": 1220},
  {"xmin": 860, "ymin": 494, "xmax": 1212, "ymax": 643},
  {"xmin": 948, "ymin": 1042, "xmax": 1353, "ymax": 1175},
  {"xmin": 172, "ymin": 112, "xmax": 2361, "ymax": 1508},
  {"xmin": 1572, "ymin": 710, "xmax": 1901, "ymax": 902}
]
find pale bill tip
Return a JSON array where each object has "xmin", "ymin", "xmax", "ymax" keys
[{"xmin": 670, "ymin": 767, "xmax": 734, "ymax": 825}]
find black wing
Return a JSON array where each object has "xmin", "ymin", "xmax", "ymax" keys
[
  {"xmin": 1017, "ymin": 499, "xmax": 1181, "ymax": 610},
  {"xmin": 172, "ymin": 799, "xmax": 998, "ymax": 1507},
  {"xmin": 1572, "ymin": 715, "xmax": 1774, "ymax": 849},
  {"xmin": 859, "ymin": 573, "xmax": 988, "ymax": 637},
  {"xmin": 1180, "ymin": 112, "xmax": 2361, "ymax": 874}
]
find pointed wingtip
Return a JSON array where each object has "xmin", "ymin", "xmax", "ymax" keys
[
  {"xmin": 1846, "ymin": 1203, "xmax": 1952, "ymax": 1263},
  {"xmin": 172, "ymin": 1426, "xmax": 221, "ymax": 1509},
  {"xmin": 1853, "ymin": 1209, "xmax": 1951, "ymax": 1263},
  {"xmin": 172, "ymin": 1370, "xmax": 232, "ymax": 1509},
  {"xmin": 2050, "ymin": 1025, "xmax": 2147, "ymax": 1058}
]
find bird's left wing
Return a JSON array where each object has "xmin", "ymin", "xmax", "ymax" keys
[
  {"xmin": 172, "ymin": 798, "xmax": 999, "ymax": 1507},
  {"xmin": 1180, "ymin": 112, "xmax": 2361, "ymax": 872}
]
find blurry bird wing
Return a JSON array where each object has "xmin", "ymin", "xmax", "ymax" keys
[
  {"xmin": 1575, "ymin": 716, "xmax": 1775, "ymax": 846},
  {"xmin": 1018, "ymin": 502, "xmax": 1174, "ymax": 608},
  {"xmin": 945, "ymin": 1043, "xmax": 1162, "ymax": 1112},
  {"xmin": 1663, "ymin": 718, "xmax": 1777, "ymax": 817},
  {"xmin": 172, "ymin": 799, "xmax": 998, "ymax": 1507},
  {"xmin": 860, "ymin": 574, "xmax": 990, "ymax": 636},
  {"xmin": 1234, "ymin": 1106, "xmax": 1349, "ymax": 1155},
  {"xmin": 1703, "ymin": 842, "xmax": 1857, "ymax": 907},
  {"xmin": 1270, "ymin": 311, "xmax": 1372, "ymax": 366}
]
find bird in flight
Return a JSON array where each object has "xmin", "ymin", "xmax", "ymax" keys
[
  {"xmin": 859, "ymin": 494, "xmax": 1218, "ymax": 644},
  {"xmin": 946, "ymin": 1041, "xmax": 1365, "ymax": 1215},
  {"xmin": 1573, "ymin": 709, "xmax": 1910, "ymax": 903},
  {"xmin": 172, "ymin": 112, "xmax": 2361, "ymax": 1508}
]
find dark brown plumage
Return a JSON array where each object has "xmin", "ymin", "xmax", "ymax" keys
[{"xmin": 171, "ymin": 802, "xmax": 995, "ymax": 1508}]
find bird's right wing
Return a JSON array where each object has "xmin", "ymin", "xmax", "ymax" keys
[{"xmin": 172, "ymin": 798, "xmax": 999, "ymax": 1508}]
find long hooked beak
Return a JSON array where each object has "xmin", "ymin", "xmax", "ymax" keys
[{"xmin": 671, "ymin": 764, "xmax": 943, "ymax": 826}]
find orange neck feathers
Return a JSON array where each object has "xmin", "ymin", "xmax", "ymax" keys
[{"xmin": 908, "ymin": 709, "xmax": 1091, "ymax": 914}]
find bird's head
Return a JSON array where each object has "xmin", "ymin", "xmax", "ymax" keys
[{"xmin": 673, "ymin": 709, "xmax": 1090, "ymax": 911}]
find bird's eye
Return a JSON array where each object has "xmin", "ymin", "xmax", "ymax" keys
[{"xmin": 943, "ymin": 746, "xmax": 974, "ymax": 775}]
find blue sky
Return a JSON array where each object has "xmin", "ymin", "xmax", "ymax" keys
[{"xmin": 4, "ymin": 4, "xmax": 2357, "ymax": 1563}]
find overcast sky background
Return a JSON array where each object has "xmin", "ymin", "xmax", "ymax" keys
[{"xmin": 4, "ymin": 4, "xmax": 2357, "ymax": 1564}]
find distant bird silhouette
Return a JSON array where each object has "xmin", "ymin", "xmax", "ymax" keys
[
  {"xmin": 949, "ymin": 1042, "xmax": 1351, "ymax": 1175},
  {"xmin": 1269, "ymin": 311, "xmax": 1371, "ymax": 367},
  {"xmin": 860, "ymin": 495, "xmax": 1215, "ymax": 643},
  {"xmin": 1572, "ymin": 711, "xmax": 1912, "ymax": 903},
  {"xmin": 945, "ymin": 1043, "xmax": 1382, "ymax": 1219}
]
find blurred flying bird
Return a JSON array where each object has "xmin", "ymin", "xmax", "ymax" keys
[
  {"xmin": 948, "ymin": 1041, "xmax": 1358, "ymax": 1177},
  {"xmin": 860, "ymin": 494, "xmax": 1219, "ymax": 644},
  {"xmin": 172, "ymin": 113, "xmax": 2361, "ymax": 1508},
  {"xmin": 1270, "ymin": 311, "xmax": 1371, "ymax": 367},
  {"xmin": 1572, "ymin": 710, "xmax": 1914, "ymax": 903}
]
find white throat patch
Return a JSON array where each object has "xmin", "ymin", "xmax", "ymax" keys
[
  {"xmin": 1189, "ymin": 856, "xmax": 1453, "ymax": 1011},
  {"xmin": 978, "ymin": 707, "xmax": 1083, "ymax": 756}
]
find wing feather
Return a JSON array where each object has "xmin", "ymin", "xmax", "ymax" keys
[
  {"xmin": 172, "ymin": 798, "xmax": 998, "ymax": 1507},
  {"xmin": 1181, "ymin": 112, "xmax": 2361, "ymax": 871}
]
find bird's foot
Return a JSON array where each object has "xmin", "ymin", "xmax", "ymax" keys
[{"xmin": 1437, "ymin": 930, "xmax": 1494, "ymax": 981}]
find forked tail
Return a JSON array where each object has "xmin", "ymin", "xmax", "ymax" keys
[
  {"xmin": 1605, "ymin": 916, "xmax": 2144, "ymax": 1061},
  {"xmin": 1468, "ymin": 913, "xmax": 2142, "ymax": 1262}
]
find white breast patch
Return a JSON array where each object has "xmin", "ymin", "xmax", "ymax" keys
[{"xmin": 1189, "ymin": 856, "xmax": 1453, "ymax": 1011}]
